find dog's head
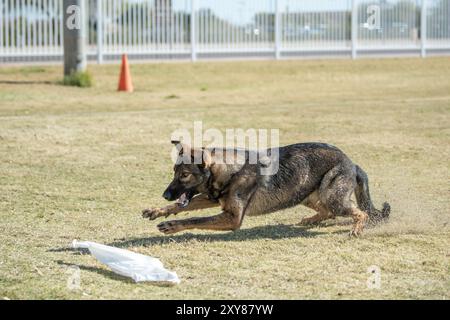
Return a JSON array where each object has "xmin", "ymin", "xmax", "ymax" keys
[{"xmin": 162, "ymin": 141, "xmax": 212, "ymax": 207}]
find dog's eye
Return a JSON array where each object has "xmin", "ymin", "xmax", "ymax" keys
[{"xmin": 181, "ymin": 172, "xmax": 191, "ymax": 178}]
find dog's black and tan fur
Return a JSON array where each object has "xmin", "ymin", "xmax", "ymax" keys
[{"xmin": 142, "ymin": 142, "xmax": 390, "ymax": 236}]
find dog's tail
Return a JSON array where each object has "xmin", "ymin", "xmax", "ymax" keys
[{"xmin": 355, "ymin": 165, "xmax": 390, "ymax": 225}]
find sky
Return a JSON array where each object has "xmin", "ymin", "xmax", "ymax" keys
[
  {"xmin": 2, "ymin": 0, "xmax": 426, "ymax": 26},
  {"xmin": 174, "ymin": 0, "xmax": 353, "ymax": 24},
  {"xmin": 170, "ymin": 0, "xmax": 421, "ymax": 25}
]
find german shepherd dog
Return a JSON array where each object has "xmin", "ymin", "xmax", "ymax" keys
[{"xmin": 142, "ymin": 141, "xmax": 390, "ymax": 236}]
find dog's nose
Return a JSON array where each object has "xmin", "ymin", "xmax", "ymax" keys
[{"xmin": 162, "ymin": 190, "xmax": 172, "ymax": 200}]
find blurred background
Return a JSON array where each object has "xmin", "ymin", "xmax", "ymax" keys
[{"xmin": 1, "ymin": 0, "xmax": 449, "ymax": 64}]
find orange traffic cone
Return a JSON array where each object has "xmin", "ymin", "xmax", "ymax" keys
[{"xmin": 118, "ymin": 54, "xmax": 133, "ymax": 92}]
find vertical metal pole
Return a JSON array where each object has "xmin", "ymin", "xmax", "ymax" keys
[
  {"xmin": 38, "ymin": 0, "xmax": 42, "ymax": 53},
  {"xmin": 5, "ymin": 0, "xmax": 9, "ymax": 55},
  {"xmin": 351, "ymin": 0, "xmax": 358, "ymax": 59},
  {"xmin": 421, "ymin": 0, "xmax": 427, "ymax": 58},
  {"xmin": 0, "ymin": 1, "xmax": 3, "ymax": 56},
  {"xmin": 97, "ymin": 0, "xmax": 103, "ymax": 63},
  {"xmin": 52, "ymin": 0, "xmax": 57, "ymax": 53},
  {"xmin": 191, "ymin": 0, "xmax": 196, "ymax": 61},
  {"xmin": 14, "ymin": 1, "xmax": 19, "ymax": 50},
  {"xmin": 274, "ymin": 0, "xmax": 280, "ymax": 60},
  {"xmin": 33, "ymin": 0, "xmax": 37, "ymax": 52},
  {"xmin": 63, "ymin": 0, "xmax": 87, "ymax": 75},
  {"xmin": 43, "ymin": 0, "xmax": 48, "ymax": 51}
]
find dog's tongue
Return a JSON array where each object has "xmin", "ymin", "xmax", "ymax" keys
[{"xmin": 176, "ymin": 192, "xmax": 189, "ymax": 208}]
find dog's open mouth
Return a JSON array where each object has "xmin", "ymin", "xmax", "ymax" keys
[{"xmin": 175, "ymin": 192, "xmax": 192, "ymax": 208}]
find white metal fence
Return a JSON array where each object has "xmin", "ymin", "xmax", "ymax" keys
[{"xmin": 1, "ymin": 0, "xmax": 449, "ymax": 63}]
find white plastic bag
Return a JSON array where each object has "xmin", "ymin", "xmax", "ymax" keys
[{"xmin": 72, "ymin": 240, "xmax": 180, "ymax": 285}]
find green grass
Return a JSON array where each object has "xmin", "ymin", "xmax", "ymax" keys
[
  {"xmin": 0, "ymin": 58, "xmax": 449, "ymax": 299},
  {"xmin": 62, "ymin": 71, "xmax": 93, "ymax": 88}
]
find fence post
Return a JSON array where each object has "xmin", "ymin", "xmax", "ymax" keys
[
  {"xmin": 97, "ymin": 0, "xmax": 103, "ymax": 64},
  {"xmin": 63, "ymin": 0, "xmax": 87, "ymax": 76},
  {"xmin": 351, "ymin": 0, "xmax": 358, "ymax": 59},
  {"xmin": 0, "ymin": 1, "xmax": 3, "ymax": 56},
  {"xmin": 421, "ymin": 0, "xmax": 427, "ymax": 58},
  {"xmin": 191, "ymin": 0, "xmax": 197, "ymax": 62},
  {"xmin": 274, "ymin": 0, "xmax": 281, "ymax": 60}
]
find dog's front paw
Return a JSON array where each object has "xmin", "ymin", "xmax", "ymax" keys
[
  {"xmin": 298, "ymin": 217, "xmax": 316, "ymax": 226},
  {"xmin": 349, "ymin": 227, "xmax": 363, "ymax": 238},
  {"xmin": 157, "ymin": 221, "xmax": 182, "ymax": 235},
  {"xmin": 142, "ymin": 208, "xmax": 165, "ymax": 220}
]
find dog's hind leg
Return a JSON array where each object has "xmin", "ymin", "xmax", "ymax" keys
[
  {"xmin": 298, "ymin": 191, "xmax": 334, "ymax": 225},
  {"xmin": 349, "ymin": 207, "xmax": 369, "ymax": 237},
  {"xmin": 320, "ymin": 165, "xmax": 369, "ymax": 236}
]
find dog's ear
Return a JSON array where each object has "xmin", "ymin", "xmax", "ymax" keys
[
  {"xmin": 200, "ymin": 148, "xmax": 212, "ymax": 169},
  {"xmin": 172, "ymin": 140, "xmax": 211, "ymax": 168},
  {"xmin": 189, "ymin": 147, "xmax": 212, "ymax": 169},
  {"xmin": 171, "ymin": 140, "xmax": 182, "ymax": 154},
  {"xmin": 171, "ymin": 140, "xmax": 189, "ymax": 156}
]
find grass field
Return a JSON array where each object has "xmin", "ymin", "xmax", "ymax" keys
[{"xmin": 0, "ymin": 57, "xmax": 449, "ymax": 300}]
